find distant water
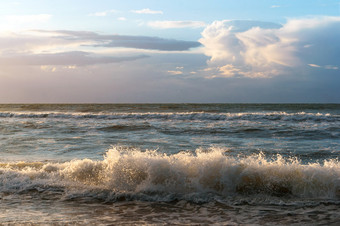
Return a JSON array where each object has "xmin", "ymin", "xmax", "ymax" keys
[{"xmin": 0, "ymin": 104, "xmax": 339, "ymax": 225}]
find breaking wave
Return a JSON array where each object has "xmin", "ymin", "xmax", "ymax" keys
[
  {"xmin": 0, "ymin": 111, "xmax": 339, "ymax": 122},
  {"xmin": 1, "ymin": 147, "xmax": 339, "ymax": 203}
]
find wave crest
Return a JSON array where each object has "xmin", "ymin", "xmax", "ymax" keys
[
  {"xmin": 1, "ymin": 147, "xmax": 339, "ymax": 203},
  {"xmin": 0, "ymin": 111, "xmax": 339, "ymax": 122}
]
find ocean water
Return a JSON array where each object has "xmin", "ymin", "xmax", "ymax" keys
[{"xmin": 0, "ymin": 104, "xmax": 339, "ymax": 225}]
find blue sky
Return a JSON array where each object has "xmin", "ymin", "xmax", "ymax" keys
[{"xmin": 0, "ymin": 0, "xmax": 339, "ymax": 103}]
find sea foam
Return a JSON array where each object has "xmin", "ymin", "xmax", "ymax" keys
[
  {"xmin": 0, "ymin": 146, "xmax": 339, "ymax": 203},
  {"xmin": 0, "ymin": 111, "xmax": 338, "ymax": 122}
]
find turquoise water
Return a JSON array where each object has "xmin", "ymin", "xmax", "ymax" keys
[{"xmin": 0, "ymin": 104, "xmax": 339, "ymax": 224}]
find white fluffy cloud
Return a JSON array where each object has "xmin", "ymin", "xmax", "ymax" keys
[
  {"xmin": 148, "ymin": 21, "xmax": 206, "ymax": 29},
  {"xmin": 200, "ymin": 17, "xmax": 340, "ymax": 78}
]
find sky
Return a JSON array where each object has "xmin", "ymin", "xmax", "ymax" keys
[{"xmin": 0, "ymin": 0, "xmax": 340, "ymax": 103}]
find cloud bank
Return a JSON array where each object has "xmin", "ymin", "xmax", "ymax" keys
[
  {"xmin": 26, "ymin": 30, "xmax": 201, "ymax": 51},
  {"xmin": 99, "ymin": 36, "xmax": 201, "ymax": 51},
  {"xmin": 200, "ymin": 17, "xmax": 340, "ymax": 78},
  {"xmin": 0, "ymin": 30, "xmax": 200, "ymax": 66}
]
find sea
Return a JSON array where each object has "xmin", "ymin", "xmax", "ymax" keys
[{"xmin": 0, "ymin": 104, "xmax": 339, "ymax": 225}]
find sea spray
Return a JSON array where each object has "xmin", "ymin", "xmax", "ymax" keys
[{"xmin": 1, "ymin": 146, "xmax": 339, "ymax": 203}]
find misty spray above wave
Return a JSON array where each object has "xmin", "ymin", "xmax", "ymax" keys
[{"xmin": 1, "ymin": 146, "xmax": 339, "ymax": 203}]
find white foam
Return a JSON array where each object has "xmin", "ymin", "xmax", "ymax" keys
[
  {"xmin": 0, "ymin": 111, "xmax": 338, "ymax": 122},
  {"xmin": 1, "ymin": 146, "xmax": 339, "ymax": 203}
]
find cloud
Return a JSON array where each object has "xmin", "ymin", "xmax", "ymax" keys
[
  {"xmin": 40, "ymin": 65, "xmax": 57, "ymax": 72},
  {"xmin": 89, "ymin": 10, "xmax": 117, "ymax": 17},
  {"xmin": 200, "ymin": 17, "xmax": 340, "ymax": 78},
  {"xmin": 0, "ymin": 51, "xmax": 149, "ymax": 66},
  {"xmin": 0, "ymin": 14, "xmax": 52, "ymax": 31},
  {"xmin": 0, "ymin": 29, "xmax": 200, "ymax": 66},
  {"xmin": 6, "ymin": 14, "xmax": 52, "ymax": 23},
  {"xmin": 0, "ymin": 29, "xmax": 200, "ymax": 67},
  {"xmin": 118, "ymin": 17, "xmax": 127, "ymax": 21},
  {"xmin": 27, "ymin": 30, "xmax": 201, "ymax": 51},
  {"xmin": 131, "ymin": 8, "xmax": 163, "ymax": 14},
  {"xmin": 167, "ymin": 66, "xmax": 185, "ymax": 75},
  {"xmin": 219, "ymin": 64, "xmax": 241, "ymax": 78},
  {"xmin": 308, "ymin": 64, "xmax": 338, "ymax": 70},
  {"xmin": 325, "ymin": 65, "xmax": 338, "ymax": 70},
  {"xmin": 308, "ymin": 64, "xmax": 321, "ymax": 68},
  {"xmin": 167, "ymin": 70, "xmax": 183, "ymax": 75},
  {"xmin": 99, "ymin": 36, "xmax": 201, "ymax": 51},
  {"xmin": 148, "ymin": 21, "xmax": 206, "ymax": 29}
]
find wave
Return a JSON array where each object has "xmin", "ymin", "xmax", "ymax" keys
[
  {"xmin": 97, "ymin": 124, "xmax": 152, "ymax": 132},
  {"xmin": 0, "ymin": 111, "xmax": 339, "ymax": 122},
  {"xmin": 1, "ymin": 147, "xmax": 339, "ymax": 203}
]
